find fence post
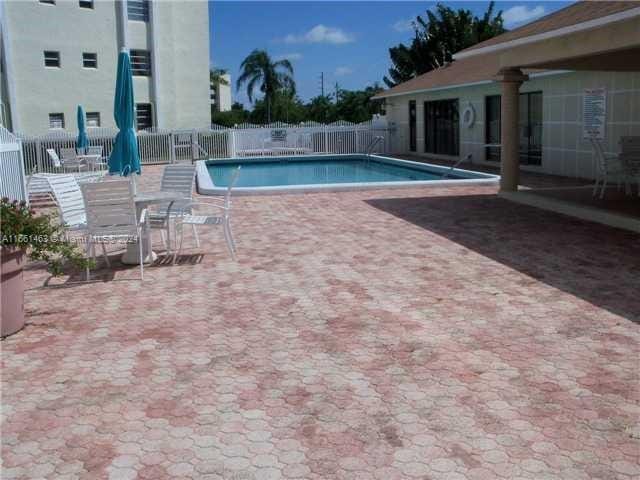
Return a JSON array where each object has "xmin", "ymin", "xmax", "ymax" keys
[
  {"xmin": 191, "ymin": 130, "xmax": 197, "ymax": 161},
  {"xmin": 35, "ymin": 138, "xmax": 43, "ymax": 173},
  {"xmin": 169, "ymin": 132, "xmax": 176, "ymax": 164},
  {"xmin": 324, "ymin": 125, "xmax": 328, "ymax": 153},
  {"xmin": 356, "ymin": 129, "xmax": 360, "ymax": 153},
  {"xmin": 230, "ymin": 129, "xmax": 237, "ymax": 158}
]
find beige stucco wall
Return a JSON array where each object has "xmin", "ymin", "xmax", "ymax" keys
[
  {"xmin": 3, "ymin": 0, "xmax": 120, "ymax": 134},
  {"xmin": 384, "ymin": 71, "xmax": 640, "ymax": 179},
  {"xmin": 153, "ymin": 0, "xmax": 210, "ymax": 130},
  {"xmin": 2, "ymin": 0, "xmax": 210, "ymax": 134}
]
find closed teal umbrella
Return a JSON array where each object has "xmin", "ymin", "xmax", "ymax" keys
[
  {"xmin": 76, "ymin": 105, "xmax": 89, "ymax": 152},
  {"xmin": 108, "ymin": 50, "xmax": 141, "ymax": 176}
]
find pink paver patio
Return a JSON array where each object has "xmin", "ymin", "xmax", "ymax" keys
[{"xmin": 2, "ymin": 165, "xmax": 639, "ymax": 480}]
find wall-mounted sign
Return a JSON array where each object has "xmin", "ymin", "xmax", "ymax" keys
[{"xmin": 583, "ymin": 87, "xmax": 606, "ymax": 139}]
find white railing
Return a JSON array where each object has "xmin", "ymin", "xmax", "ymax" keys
[
  {"xmin": 0, "ymin": 126, "xmax": 28, "ymax": 203},
  {"xmin": 13, "ymin": 120, "xmax": 392, "ymax": 176}
]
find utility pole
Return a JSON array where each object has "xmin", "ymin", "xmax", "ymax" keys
[
  {"xmin": 334, "ymin": 82, "xmax": 340, "ymax": 104},
  {"xmin": 319, "ymin": 72, "xmax": 324, "ymax": 97}
]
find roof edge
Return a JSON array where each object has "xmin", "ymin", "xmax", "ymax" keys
[
  {"xmin": 371, "ymin": 70, "xmax": 571, "ymax": 100},
  {"xmin": 453, "ymin": 6, "xmax": 640, "ymax": 60}
]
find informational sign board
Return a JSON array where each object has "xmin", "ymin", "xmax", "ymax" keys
[{"xmin": 582, "ymin": 88, "xmax": 606, "ymax": 139}]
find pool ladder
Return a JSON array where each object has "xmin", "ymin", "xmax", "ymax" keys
[
  {"xmin": 441, "ymin": 154, "xmax": 472, "ymax": 179},
  {"xmin": 365, "ymin": 136, "xmax": 385, "ymax": 157}
]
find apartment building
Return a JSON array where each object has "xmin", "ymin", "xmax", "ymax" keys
[
  {"xmin": 0, "ymin": 0, "xmax": 211, "ymax": 134},
  {"xmin": 210, "ymin": 72, "xmax": 232, "ymax": 113}
]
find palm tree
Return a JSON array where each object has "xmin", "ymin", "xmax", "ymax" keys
[
  {"xmin": 236, "ymin": 50, "xmax": 295, "ymax": 123},
  {"xmin": 210, "ymin": 68, "xmax": 229, "ymax": 86}
]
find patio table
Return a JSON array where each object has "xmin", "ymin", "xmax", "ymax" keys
[
  {"xmin": 121, "ymin": 190, "xmax": 185, "ymax": 265},
  {"xmin": 76, "ymin": 154, "xmax": 103, "ymax": 172}
]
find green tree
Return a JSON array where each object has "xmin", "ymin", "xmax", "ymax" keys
[
  {"xmin": 212, "ymin": 102, "xmax": 249, "ymax": 128},
  {"xmin": 334, "ymin": 84, "xmax": 384, "ymax": 123},
  {"xmin": 236, "ymin": 50, "xmax": 295, "ymax": 123},
  {"xmin": 210, "ymin": 68, "xmax": 229, "ymax": 86},
  {"xmin": 306, "ymin": 95, "xmax": 336, "ymax": 123},
  {"xmin": 384, "ymin": 2, "xmax": 505, "ymax": 87}
]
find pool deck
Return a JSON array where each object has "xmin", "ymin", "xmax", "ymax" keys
[{"xmin": 2, "ymin": 165, "xmax": 639, "ymax": 480}]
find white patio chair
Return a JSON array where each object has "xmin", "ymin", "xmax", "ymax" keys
[
  {"xmin": 85, "ymin": 145, "xmax": 107, "ymax": 171},
  {"xmin": 47, "ymin": 175, "xmax": 87, "ymax": 232},
  {"xmin": 47, "ymin": 148, "xmax": 86, "ymax": 173},
  {"xmin": 620, "ymin": 136, "xmax": 640, "ymax": 197},
  {"xmin": 590, "ymin": 139, "xmax": 627, "ymax": 199},
  {"xmin": 173, "ymin": 166, "xmax": 240, "ymax": 263},
  {"xmin": 81, "ymin": 179, "xmax": 147, "ymax": 281},
  {"xmin": 148, "ymin": 164, "xmax": 197, "ymax": 252}
]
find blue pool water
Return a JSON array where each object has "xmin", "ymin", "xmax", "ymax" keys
[{"xmin": 207, "ymin": 156, "xmax": 478, "ymax": 188}]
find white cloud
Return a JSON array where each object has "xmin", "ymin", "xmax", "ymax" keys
[
  {"xmin": 282, "ymin": 25, "xmax": 354, "ymax": 45},
  {"xmin": 503, "ymin": 5, "xmax": 546, "ymax": 28},
  {"xmin": 334, "ymin": 66, "xmax": 353, "ymax": 77},
  {"xmin": 392, "ymin": 17, "xmax": 415, "ymax": 33},
  {"xmin": 274, "ymin": 53, "xmax": 303, "ymax": 62}
]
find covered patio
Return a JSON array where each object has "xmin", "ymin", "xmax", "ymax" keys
[{"xmin": 454, "ymin": 1, "xmax": 640, "ymax": 232}]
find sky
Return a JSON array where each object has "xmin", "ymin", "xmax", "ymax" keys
[{"xmin": 209, "ymin": 1, "xmax": 573, "ymax": 107}]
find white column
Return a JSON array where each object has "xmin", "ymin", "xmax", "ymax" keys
[
  {"xmin": 149, "ymin": 0, "xmax": 161, "ymax": 128},
  {"xmin": 0, "ymin": 1, "xmax": 20, "ymax": 132},
  {"xmin": 494, "ymin": 68, "xmax": 528, "ymax": 192}
]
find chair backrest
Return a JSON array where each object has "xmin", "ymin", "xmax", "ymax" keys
[
  {"xmin": 158, "ymin": 164, "xmax": 196, "ymax": 212},
  {"xmin": 81, "ymin": 179, "xmax": 138, "ymax": 238},
  {"xmin": 590, "ymin": 138, "xmax": 608, "ymax": 173},
  {"xmin": 620, "ymin": 136, "xmax": 640, "ymax": 159},
  {"xmin": 46, "ymin": 149, "xmax": 62, "ymax": 168},
  {"xmin": 47, "ymin": 175, "xmax": 86, "ymax": 228},
  {"xmin": 60, "ymin": 147, "xmax": 77, "ymax": 160},
  {"xmin": 224, "ymin": 166, "xmax": 241, "ymax": 207},
  {"xmin": 86, "ymin": 145, "xmax": 103, "ymax": 156}
]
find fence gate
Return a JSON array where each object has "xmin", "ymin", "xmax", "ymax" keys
[{"xmin": 0, "ymin": 126, "xmax": 28, "ymax": 203}]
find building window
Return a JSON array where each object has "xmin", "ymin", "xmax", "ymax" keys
[
  {"xmin": 82, "ymin": 52, "xmax": 98, "ymax": 69},
  {"xmin": 424, "ymin": 99, "xmax": 459, "ymax": 156},
  {"xmin": 49, "ymin": 113, "xmax": 65, "ymax": 129},
  {"xmin": 130, "ymin": 50, "xmax": 151, "ymax": 76},
  {"xmin": 128, "ymin": 0, "xmax": 149, "ymax": 22},
  {"xmin": 79, "ymin": 0, "xmax": 93, "ymax": 8},
  {"xmin": 39, "ymin": 0, "xmax": 56, "ymax": 5},
  {"xmin": 44, "ymin": 51, "xmax": 60, "ymax": 68},
  {"xmin": 135, "ymin": 103, "xmax": 153, "ymax": 131},
  {"xmin": 86, "ymin": 112, "xmax": 100, "ymax": 127},
  {"xmin": 484, "ymin": 92, "xmax": 543, "ymax": 166}
]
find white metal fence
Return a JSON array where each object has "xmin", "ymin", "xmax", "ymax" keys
[
  {"xmin": 16, "ymin": 120, "xmax": 392, "ymax": 174},
  {"xmin": 0, "ymin": 126, "xmax": 28, "ymax": 203}
]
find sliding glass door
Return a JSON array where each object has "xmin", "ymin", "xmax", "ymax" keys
[
  {"xmin": 409, "ymin": 100, "xmax": 417, "ymax": 152},
  {"xmin": 424, "ymin": 99, "xmax": 459, "ymax": 156},
  {"xmin": 485, "ymin": 92, "xmax": 542, "ymax": 165}
]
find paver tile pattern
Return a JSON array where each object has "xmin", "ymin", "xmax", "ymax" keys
[{"xmin": 2, "ymin": 166, "xmax": 639, "ymax": 479}]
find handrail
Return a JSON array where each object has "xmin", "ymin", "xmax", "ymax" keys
[
  {"xmin": 441, "ymin": 153, "xmax": 472, "ymax": 179},
  {"xmin": 365, "ymin": 136, "xmax": 384, "ymax": 156}
]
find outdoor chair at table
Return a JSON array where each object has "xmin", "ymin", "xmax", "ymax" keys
[
  {"xmin": 148, "ymin": 164, "xmax": 197, "ymax": 253},
  {"xmin": 46, "ymin": 148, "xmax": 86, "ymax": 173},
  {"xmin": 590, "ymin": 139, "xmax": 627, "ymax": 199},
  {"xmin": 81, "ymin": 179, "xmax": 147, "ymax": 280},
  {"xmin": 173, "ymin": 166, "xmax": 241, "ymax": 263},
  {"xmin": 620, "ymin": 136, "xmax": 640, "ymax": 197}
]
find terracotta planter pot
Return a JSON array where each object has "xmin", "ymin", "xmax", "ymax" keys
[{"xmin": 1, "ymin": 247, "xmax": 26, "ymax": 337}]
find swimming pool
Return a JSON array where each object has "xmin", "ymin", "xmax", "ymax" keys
[{"xmin": 196, "ymin": 154, "xmax": 499, "ymax": 195}]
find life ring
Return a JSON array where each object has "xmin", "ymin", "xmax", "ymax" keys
[{"xmin": 462, "ymin": 104, "xmax": 475, "ymax": 128}]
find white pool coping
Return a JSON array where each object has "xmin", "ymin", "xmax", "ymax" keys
[{"xmin": 196, "ymin": 154, "xmax": 500, "ymax": 196}]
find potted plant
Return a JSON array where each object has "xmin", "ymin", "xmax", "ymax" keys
[{"xmin": 1, "ymin": 197, "xmax": 89, "ymax": 337}]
